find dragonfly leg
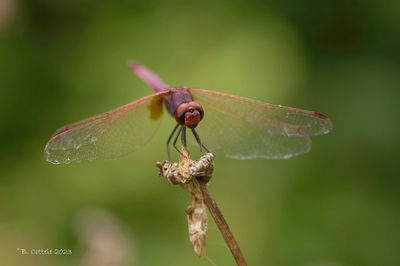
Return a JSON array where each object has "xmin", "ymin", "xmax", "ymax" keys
[
  {"xmin": 191, "ymin": 128, "xmax": 210, "ymax": 154},
  {"xmin": 181, "ymin": 127, "xmax": 187, "ymax": 148},
  {"xmin": 166, "ymin": 124, "xmax": 180, "ymax": 161},
  {"xmin": 172, "ymin": 126, "xmax": 183, "ymax": 155},
  {"xmin": 181, "ymin": 126, "xmax": 190, "ymax": 156}
]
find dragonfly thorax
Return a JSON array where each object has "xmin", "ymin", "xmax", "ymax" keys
[{"xmin": 175, "ymin": 101, "xmax": 204, "ymax": 128}]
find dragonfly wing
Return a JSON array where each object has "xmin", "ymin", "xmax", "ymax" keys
[
  {"xmin": 189, "ymin": 88, "xmax": 332, "ymax": 159},
  {"xmin": 44, "ymin": 91, "xmax": 169, "ymax": 164}
]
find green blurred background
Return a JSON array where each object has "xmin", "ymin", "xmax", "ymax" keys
[{"xmin": 1, "ymin": 0, "xmax": 400, "ymax": 265}]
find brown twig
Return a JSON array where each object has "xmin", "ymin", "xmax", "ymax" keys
[
  {"xmin": 156, "ymin": 149, "xmax": 247, "ymax": 266},
  {"xmin": 198, "ymin": 181, "xmax": 247, "ymax": 266}
]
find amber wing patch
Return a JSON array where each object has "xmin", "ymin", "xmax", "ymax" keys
[{"xmin": 148, "ymin": 95, "xmax": 164, "ymax": 120}]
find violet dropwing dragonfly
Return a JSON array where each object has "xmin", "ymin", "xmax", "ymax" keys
[{"xmin": 44, "ymin": 62, "xmax": 332, "ymax": 164}]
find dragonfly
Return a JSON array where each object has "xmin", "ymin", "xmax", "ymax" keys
[{"xmin": 44, "ymin": 62, "xmax": 332, "ymax": 164}]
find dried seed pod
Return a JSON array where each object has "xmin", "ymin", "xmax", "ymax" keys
[{"xmin": 156, "ymin": 149, "xmax": 214, "ymax": 256}]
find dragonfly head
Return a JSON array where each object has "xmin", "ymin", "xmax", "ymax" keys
[{"xmin": 175, "ymin": 101, "xmax": 204, "ymax": 128}]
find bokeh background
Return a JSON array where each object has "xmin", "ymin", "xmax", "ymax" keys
[{"xmin": 1, "ymin": 0, "xmax": 400, "ymax": 265}]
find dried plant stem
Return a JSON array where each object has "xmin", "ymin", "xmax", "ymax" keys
[
  {"xmin": 198, "ymin": 181, "xmax": 247, "ymax": 266},
  {"xmin": 156, "ymin": 150, "xmax": 247, "ymax": 266}
]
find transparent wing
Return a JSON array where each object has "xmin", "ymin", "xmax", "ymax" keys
[
  {"xmin": 44, "ymin": 91, "xmax": 169, "ymax": 164},
  {"xmin": 190, "ymin": 88, "xmax": 332, "ymax": 159}
]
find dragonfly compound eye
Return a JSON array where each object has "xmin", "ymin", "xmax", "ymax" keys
[{"xmin": 175, "ymin": 102, "xmax": 204, "ymax": 128}]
